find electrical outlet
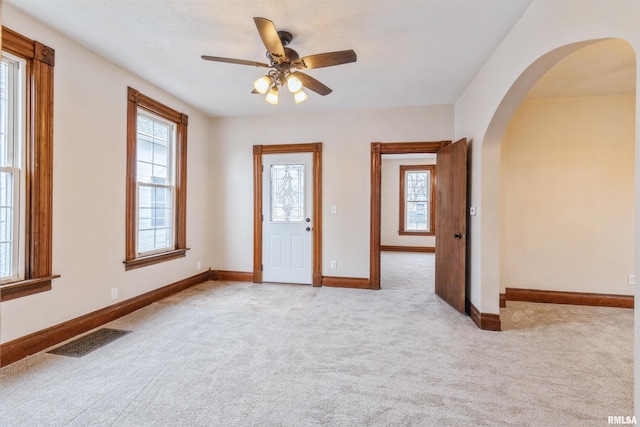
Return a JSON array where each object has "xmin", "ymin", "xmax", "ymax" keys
[
  {"xmin": 110, "ymin": 288, "xmax": 118, "ymax": 300},
  {"xmin": 330, "ymin": 260, "xmax": 337, "ymax": 269},
  {"xmin": 629, "ymin": 275, "xmax": 635, "ymax": 286},
  {"xmin": 196, "ymin": 261, "xmax": 202, "ymax": 271}
]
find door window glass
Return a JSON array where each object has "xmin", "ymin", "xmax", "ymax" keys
[{"xmin": 270, "ymin": 164, "xmax": 304, "ymax": 222}]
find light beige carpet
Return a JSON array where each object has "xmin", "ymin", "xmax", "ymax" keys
[{"xmin": 0, "ymin": 252, "xmax": 633, "ymax": 426}]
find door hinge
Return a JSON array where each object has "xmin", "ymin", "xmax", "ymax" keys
[
  {"xmin": 261, "ymin": 214, "xmax": 263, "ymax": 221},
  {"xmin": 261, "ymin": 264, "xmax": 263, "ymax": 271},
  {"xmin": 262, "ymin": 165, "xmax": 264, "ymax": 172}
]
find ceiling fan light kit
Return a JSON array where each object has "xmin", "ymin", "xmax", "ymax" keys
[
  {"xmin": 202, "ymin": 17, "xmax": 357, "ymax": 106},
  {"xmin": 265, "ymin": 86, "xmax": 279, "ymax": 105},
  {"xmin": 287, "ymin": 74, "xmax": 302, "ymax": 93},
  {"xmin": 294, "ymin": 89, "xmax": 308, "ymax": 104},
  {"xmin": 253, "ymin": 75, "xmax": 272, "ymax": 94}
]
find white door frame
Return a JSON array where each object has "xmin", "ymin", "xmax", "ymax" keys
[{"xmin": 253, "ymin": 143, "xmax": 322, "ymax": 286}]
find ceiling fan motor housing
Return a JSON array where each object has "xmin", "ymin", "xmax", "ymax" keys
[
  {"xmin": 277, "ymin": 30, "xmax": 293, "ymax": 46},
  {"xmin": 265, "ymin": 32, "xmax": 298, "ymax": 63}
]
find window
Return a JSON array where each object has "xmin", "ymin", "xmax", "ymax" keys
[
  {"xmin": 136, "ymin": 112, "xmax": 175, "ymax": 254},
  {"xmin": 1, "ymin": 52, "xmax": 25, "ymax": 281},
  {"xmin": 0, "ymin": 27, "xmax": 57, "ymax": 302},
  {"xmin": 399, "ymin": 165, "xmax": 436, "ymax": 235},
  {"xmin": 125, "ymin": 87, "xmax": 188, "ymax": 270}
]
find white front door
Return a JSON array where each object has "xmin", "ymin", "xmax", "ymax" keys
[{"xmin": 262, "ymin": 153, "xmax": 313, "ymax": 284}]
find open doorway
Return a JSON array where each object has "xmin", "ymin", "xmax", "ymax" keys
[
  {"xmin": 379, "ymin": 153, "xmax": 436, "ymax": 291},
  {"xmin": 369, "ymin": 141, "xmax": 449, "ymax": 290},
  {"xmin": 497, "ymin": 39, "xmax": 636, "ymax": 328},
  {"xmin": 370, "ymin": 138, "xmax": 470, "ymax": 318}
]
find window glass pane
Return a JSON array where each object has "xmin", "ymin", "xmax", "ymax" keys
[
  {"xmin": 138, "ymin": 137, "xmax": 153, "ymax": 164},
  {"xmin": 0, "ymin": 171, "xmax": 14, "ymax": 277},
  {"xmin": 137, "ymin": 161, "xmax": 152, "ymax": 183},
  {"xmin": 137, "ymin": 229, "xmax": 155, "ymax": 253},
  {"xmin": 270, "ymin": 164, "xmax": 304, "ymax": 222},
  {"xmin": 154, "ymin": 228, "xmax": 170, "ymax": 248},
  {"xmin": 137, "ymin": 113, "xmax": 172, "ymax": 185},
  {"xmin": 154, "ymin": 186, "xmax": 167, "ymax": 204},
  {"xmin": 153, "ymin": 122, "xmax": 169, "ymax": 142},
  {"xmin": 138, "ymin": 207, "xmax": 153, "ymax": 228},
  {"xmin": 137, "ymin": 184, "xmax": 173, "ymax": 254},
  {"xmin": 0, "ymin": 60, "xmax": 8, "ymax": 168},
  {"xmin": 1, "ymin": 56, "xmax": 20, "ymax": 170},
  {"xmin": 406, "ymin": 201, "xmax": 430, "ymax": 231},
  {"xmin": 406, "ymin": 172, "xmax": 429, "ymax": 201},
  {"xmin": 138, "ymin": 185, "xmax": 152, "ymax": 207},
  {"xmin": 152, "ymin": 164, "xmax": 167, "ymax": 183},
  {"xmin": 138, "ymin": 116, "xmax": 153, "ymax": 137},
  {"xmin": 153, "ymin": 143, "xmax": 168, "ymax": 167}
]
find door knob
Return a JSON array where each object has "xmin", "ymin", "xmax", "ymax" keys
[
  {"xmin": 306, "ymin": 227, "xmax": 311, "ymax": 232},
  {"xmin": 305, "ymin": 218, "xmax": 311, "ymax": 223},
  {"xmin": 454, "ymin": 233, "xmax": 465, "ymax": 239}
]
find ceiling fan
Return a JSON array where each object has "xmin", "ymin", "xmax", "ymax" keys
[{"xmin": 201, "ymin": 17, "xmax": 357, "ymax": 105}]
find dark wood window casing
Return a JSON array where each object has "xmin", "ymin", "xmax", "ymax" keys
[
  {"xmin": 0, "ymin": 27, "xmax": 59, "ymax": 302},
  {"xmin": 399, "ymin": 164, "xmax": 436, "ymax": 236},
  {"xmin": 124, "ymin": 87, "xmax": 188, "ymax": 270}
]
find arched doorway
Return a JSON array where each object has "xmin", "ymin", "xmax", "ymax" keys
[{"xmin": 481, "ymin": 38, "xmax": 636, "ymax": 318}]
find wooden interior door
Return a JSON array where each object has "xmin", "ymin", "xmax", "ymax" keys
[{"xmin": 435, "ymin": 138, "xmax": 467, "ymax": 313}]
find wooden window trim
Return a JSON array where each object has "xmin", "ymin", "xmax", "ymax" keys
[
  {"xmin": 124, "ymin": 87, "xmax": 188, "ymax": 270},
  {"xmin": 0, "ymin": 27, "xmax": 57, "ymax": 301},
  {"xmin": 399, "ymin": 164, "xmax": 436, "ymax": 236}
]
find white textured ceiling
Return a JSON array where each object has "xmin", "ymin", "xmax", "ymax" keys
[
  {"xmin": 7, "ymin": 1, "xmax": 636, "ymax": 118},
  {"xmin": 5, "ymin": 0, "xmax": 534, "ymax": 117}
]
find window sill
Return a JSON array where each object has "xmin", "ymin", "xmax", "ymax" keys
[
  {"xmin": 124, "ymin": 248, "xmax": 188, "ymax": 271},
  {"xmin": 398, "ymin": 231, "xmax": 435, "ymax": 236},
  {"xmin": 0, "ymin": 275, "xmax": 61, "ymax": 302}
]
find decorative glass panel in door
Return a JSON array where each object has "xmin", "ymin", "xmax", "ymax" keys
[{"xmin": 270, "ymin": 164, "xmax": 304, "ymax": 222}]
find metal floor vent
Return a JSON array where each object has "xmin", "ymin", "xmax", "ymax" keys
[{"xmin": 47, "ymin": 328, "xmax": 132, "ymax": 358}]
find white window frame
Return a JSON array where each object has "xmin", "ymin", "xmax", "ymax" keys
[
  {"xmin": 0, "ymin": 52, "xmax": 26, "ymax": 282},
  {"xmin": 135, "ymin": 109, "xmax": 176, "ymax": 257}
]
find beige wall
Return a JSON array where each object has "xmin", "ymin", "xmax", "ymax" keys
[
  {"xmin": 381, "ymin": 157, "xmax": 436, "ymax": 248},
  {"xmin": 1, "ymin": 5, "xmax": 212, "ymax": 343},
  {"xmin": 210, "ymin": 105, "xmax": 454, "ymax": 279},
  {"xmin": 455, "ymin": 0, "xmax": 639, "ymax": 315},
  {"xmin": 500, "ymin": 95, "xmax": 635, "ymax": 295}
]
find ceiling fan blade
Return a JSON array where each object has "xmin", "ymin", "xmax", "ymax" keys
[
  {"xmin": 201, "ymin": 55, "xmax": 271, "ymax": 68},
  {"xmin": 292, "ymin": 72, "xmax": 332, "ymax": 96},
  {"xmin": 294, "ymin": 50, "xmax": 357, "ymax": 70},
  {"xmin": 253, "ymin": 17, "xmax": 286, "ymax": 62}
]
